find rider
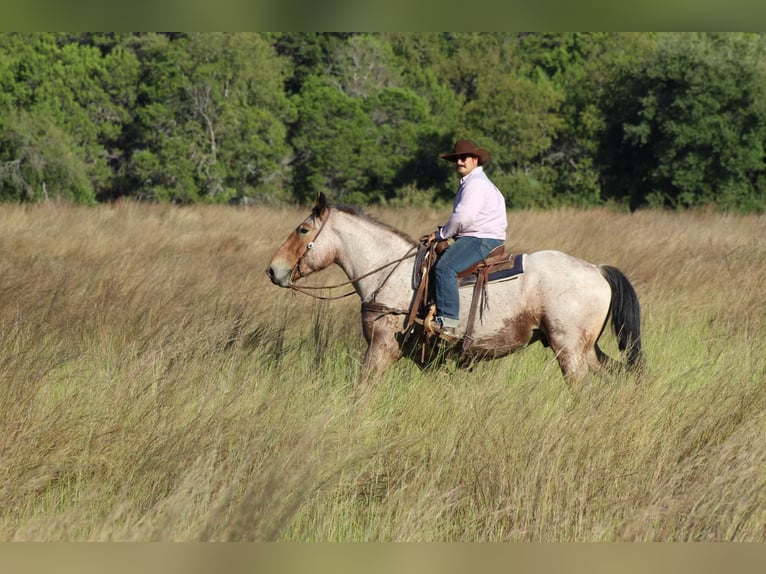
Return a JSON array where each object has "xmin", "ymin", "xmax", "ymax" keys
[{"xmin": 421, "ymin": 140, "xmax": 507, "ymax": 338}]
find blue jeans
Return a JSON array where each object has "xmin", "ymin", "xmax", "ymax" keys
[{"xmin": 434, "ymin": 236, "xmax": 504, "ymax": 321}]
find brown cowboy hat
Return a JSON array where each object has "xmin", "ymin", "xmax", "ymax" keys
[{"xmin": 439, "ymin": 139, "xmax": 490, "ymax": 165}]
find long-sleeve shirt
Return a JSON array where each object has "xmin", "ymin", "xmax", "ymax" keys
[{"xmin": 436, "ymin": 166, "xmax": 507, "ymax": 242}]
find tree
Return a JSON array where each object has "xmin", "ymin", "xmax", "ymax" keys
[
  {"xmin": 0, "ymin": 33, "xmax": 138, "ymax": 202},
  {"xmin": 2, "ymin": 32, "xmax": 766, "ymax": 211},
  {"xmin": 271, "ymin": 32, "xmax": 352, "ymax": 95},
  {"xmin": 291, "ymin": 76, "xmax": 376, "ymax": 203},
  {"xmin": 0, "ymin": 110, "xmax": 95, "ymax": 202},
  {"xmin": 384, "ymin": 33, "xmax": 465, "ymax": 200},
  {"xmin": 364, "ymin": 86, "xmax": 436, "ymax": 199},
  {"xmin": 516, "ymin": 33, "xmax": 650, "ymax": 207},
  {"xmin": 290, "ymin": 35, "xmax": 458, "ymax": 205},
  {"xmin": 125, "ymin": 33, "xmax": 294, "ymax": 203},
  {"xmin": 599, "ymin": 33, "xmax": 766, "ymax": 211},
  {"xmin": 328, "ymin": 34, "xmax": 402, "ymax": 98}
]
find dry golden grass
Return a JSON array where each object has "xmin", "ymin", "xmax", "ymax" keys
[{"xmin": 0, "ymin": 201, "xmax": 764, "ymax": 541}]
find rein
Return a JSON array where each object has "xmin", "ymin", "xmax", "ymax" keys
[{"xmin": 290, "ymin": 245, "xmax": 423, "ymax": 301}]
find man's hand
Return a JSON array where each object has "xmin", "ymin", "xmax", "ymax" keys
[{"xmin": 419, "ymin": 231, "xmax": 437, "ymax": 244}]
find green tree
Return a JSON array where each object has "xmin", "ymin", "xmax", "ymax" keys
[
  {"xmin": 290, "ymin": 34, "xmax": 456, "ymax": 205},
  {"xmin": 125, "ymin": 33, "xmax": 294, "ymax": 203},
  {"xmin": 187, "ymin": 33, "xmax": 295, "ymax": 203},
  {"xmin": 0, "ymin": 110, "xmax": 95, "ymax": 202},
  {"xmin": 271, "ymin": 32, "xmax": 353, "ymax": 95},
  {"xmin": 364, "ymin": 86, "xmax": 435, "ymax": 199},
  {"xmin": 0, "ymin": 33, "xmax": 137, "ymax": 202},
  {"xmin": 291, "ymin": 76, "xmax": 376, "ymax": 203},
  {"xmin": 600, "ymin": 33, "xmax": 766, "ymax": 211},
  {"xmin": 3, "ymin": 32, "xmax": 766, "ymax": 212},
  {"xmin": 515, "ymin": 33, "xmax": 648, "ymax": 207},
  {"xmin": 385, "ymin": 33, "xmax": 464, "ymax": 200},
  {"xmin": 124, "ymin": 33, "xmax": 198, "ymax": 202}
]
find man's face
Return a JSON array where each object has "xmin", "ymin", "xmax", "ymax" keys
[{"xmin": 454, "ymin": 154, "xmax": 479, "ymax": 177}]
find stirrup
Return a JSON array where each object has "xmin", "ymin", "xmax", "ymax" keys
[
  {"xmin": 424, "ymin": 308, "xmax": 459, "ymax": 343},
  {"xmin": 423, "ymin": 304, "xmax": 438, "ymax": 336}
]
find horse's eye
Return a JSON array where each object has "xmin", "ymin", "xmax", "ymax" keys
[{"xmin": 298, "ymin": 226, "xmax": 310, "ymax": 235}]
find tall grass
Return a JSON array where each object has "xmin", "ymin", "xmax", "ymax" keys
[{"xmin": 0, "ymin": 201, "xmax": 764, "ymax": 541}]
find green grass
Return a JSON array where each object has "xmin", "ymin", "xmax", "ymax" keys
[{"xmin": 0, "ymin": 202, "xmax": 764, "ymax": 540}]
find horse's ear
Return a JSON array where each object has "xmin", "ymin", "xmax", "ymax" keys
[{"xmin": 312, "ymin": 192, "xmax": 328, "ymax": 218}]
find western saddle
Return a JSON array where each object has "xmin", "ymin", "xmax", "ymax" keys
[{"xmin": 403, "ymin": 240, "xmax": 522, "ymax": 353}]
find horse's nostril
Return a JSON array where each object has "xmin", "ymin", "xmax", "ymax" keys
[{"xmin": 266, "ymin": 266, "xmax": 275, "ymax": 279}]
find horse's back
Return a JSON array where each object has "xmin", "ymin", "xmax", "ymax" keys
[
  {"xmin": 526, "ymin": 249, "xmax": 603, "ymax": 282},
  {"xmin": 524, "ymin": 249, "xmax": 612, "ymax": 318},
  {"xmin": 526, "ymin": 248, "xmax": 598, "ymax": 269}
]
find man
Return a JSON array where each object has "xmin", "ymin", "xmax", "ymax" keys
[{"xmin": 422, "ymin": 140, "xmax": 507, "ymax": 339}]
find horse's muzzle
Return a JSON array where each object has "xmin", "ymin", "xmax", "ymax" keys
[{"xmin": 265, "ymin": 264, "xmax": 291, "ymax": 287}]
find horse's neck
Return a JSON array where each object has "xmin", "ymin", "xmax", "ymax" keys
[{"xmin": 332, "ymin": 211, "xmax": 415, "ymax": 303}]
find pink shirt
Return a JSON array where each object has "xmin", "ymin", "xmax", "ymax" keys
[{"xmin": 437, "ymin": 166, "xmax": 507, "ymax": 241}]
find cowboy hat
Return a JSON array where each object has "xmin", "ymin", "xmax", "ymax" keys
[{"xmin": 439, "ymin": 140, "xmax": 490, "ymax": 165}]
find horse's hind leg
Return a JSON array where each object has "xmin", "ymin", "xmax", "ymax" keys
[
  {"xmin": 547, "ymin": 341, "xmax": 585, "ymax": 385},
  {"xmin": 548, "ymin": 332, "xmax": 601, "ymax": 385}
]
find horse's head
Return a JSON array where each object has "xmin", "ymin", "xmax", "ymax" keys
[{"xmin": 266, "ymin": 192, "xmax": 334, "ymax": 287}]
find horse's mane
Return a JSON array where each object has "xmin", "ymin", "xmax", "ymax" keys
[{"xmin": 332, "ymin": 203, "xmax": 417, "ymax": 245}]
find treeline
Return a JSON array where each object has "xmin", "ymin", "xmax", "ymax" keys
[{"xmin": 1, "ymin": 32, "xmax": 766, "ymax": 211}]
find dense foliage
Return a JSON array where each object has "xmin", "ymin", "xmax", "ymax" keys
[{"xmin": 1, "ymin": 32, "xmax": 766, "ymax": 211}]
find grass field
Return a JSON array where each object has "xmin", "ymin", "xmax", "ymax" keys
[{"xmin": 0, "ymin": 200, "xmax": 764, "ymax": 541}]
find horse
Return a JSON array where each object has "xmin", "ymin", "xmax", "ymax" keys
[{"xmin": 266, "ymin": 192, "xmax": 643, "ymax": 389}]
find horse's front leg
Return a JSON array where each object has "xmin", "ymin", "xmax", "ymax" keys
[{"xmin": 356, "ymin": 316, "xmax": 402, "ymax": 394}]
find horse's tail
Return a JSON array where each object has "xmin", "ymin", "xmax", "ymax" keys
[{"xmin": 599, "ymin": 265, "xmax": 644, "ymax": 372}]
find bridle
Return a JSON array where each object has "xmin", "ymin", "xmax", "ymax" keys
[
  {"xmin": 289, "ymin": 208, "xmax": 329, "ymax": 285},
  {"xmin": 288, "ymin": 207, "xmax": 424, "ymax": 303}
]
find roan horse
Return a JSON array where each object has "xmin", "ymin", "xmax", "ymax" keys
[{"xmin": 266, "ymin": 193, "xmax": 643, "ymax": 388}]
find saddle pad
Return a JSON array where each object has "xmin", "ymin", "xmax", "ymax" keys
[{"xmin": 458, "ymin": 253, "xmax": 525, "ymax": 288}]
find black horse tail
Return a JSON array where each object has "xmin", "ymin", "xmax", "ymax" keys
[{"xmin": 599, "ymin": 265, "xmax": 644, "ymax": 372}]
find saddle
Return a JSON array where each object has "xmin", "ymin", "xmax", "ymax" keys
[{"xmin": 404, "ymin": 241, "xmax": 525, "ymax": 353}]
